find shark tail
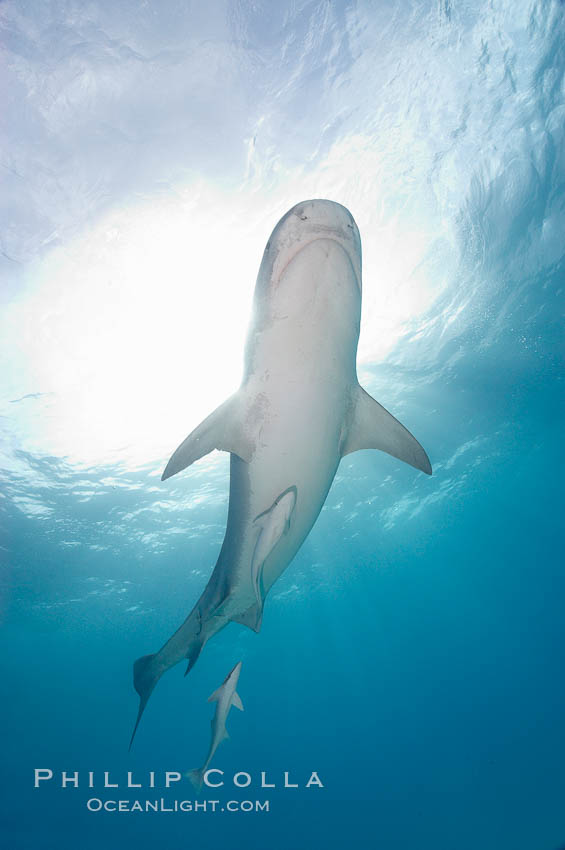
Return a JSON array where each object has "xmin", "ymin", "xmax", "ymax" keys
[
  {"xmin": 129, "ymin": 653, "xmax": 163, "ymax": 751},
  {"xmin": 187, "ymin": 768, "xmax": 204, "ymax": 793},
  {"xmin": 129, "ymin": 606, "xmax": 209, "ymax": 749}
]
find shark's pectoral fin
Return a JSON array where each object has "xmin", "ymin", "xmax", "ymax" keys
[
  {"xmin": 161, "ymin": 392, "xmax": 257, "ymax": 481},
  {"xmin": 342, "ymin": 385, "xmax": 432, "ymax": 475},
  {"xmin": 231, "ymin": 691, "xmax": 244, "ymax": 711},
  {"xmin": 208, "ymin": 686, "xmax": 222, "ymax": 703}
]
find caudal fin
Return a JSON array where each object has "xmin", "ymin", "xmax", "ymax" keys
[
  {"xmin": 129, "ymin": 653, "xmax": 162, "ymax": 751},
  {"xmin": 187, "ymin": 768, "xmax": 204, "ymax": 793},
  {"xmin": 128, "ymin": 602, "xmax": 222, "ymax": 749}
]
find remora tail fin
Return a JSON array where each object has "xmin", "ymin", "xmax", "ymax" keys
[
  {"xmin": 161, "ymin": 391, "xmax": 258, "ymax": 481},
  {"xmin": 342, "ymin": 385, "xmax": 432, "ymax": 474},
  {"xmin": 129, "ymin": 653, "xmax": 162, "ymax": 751},
  {"xmin": 187, "ymin": 768, "xmax": 204, "ymax": 793}
]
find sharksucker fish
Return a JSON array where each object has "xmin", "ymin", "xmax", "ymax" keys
[
  {"xmin": 187, "ymin": 661, "xmax": 244, "ymax": 792},
  {"xmin": 129, "ymin": 199, "xmax": 431, "ymax": 748}
]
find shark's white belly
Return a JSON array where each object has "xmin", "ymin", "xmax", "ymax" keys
[
  {"xmin": 221, "ymin": 363, "xmax": 353, "ymax": 611},
  {"xmin": 217, "ymin": 238, "xmax": 360, "ymax": 611}
]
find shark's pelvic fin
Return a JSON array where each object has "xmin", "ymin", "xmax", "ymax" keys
[
  {"xmin": 231, "ymin": 601, "xmax": 263, "ymax": 633},
  {"xmin": 342, "ymin": 385, "xmax": 432, "ymax": 475},
  {"xmin": 161, "ymin": 392, "xmax": 256, "ymax": 481},
  {"xmin": 231, "ymin": 691, "xmax": 244, "ymax": 711}
]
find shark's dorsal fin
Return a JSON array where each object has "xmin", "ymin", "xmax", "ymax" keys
[
  {"xmin": 342, "ymin": 385, "xmax": 431, "ymax": 474},
  {"xmin": 162, "ymin": 391, "xmax": 259, "ymax": 481},
  {"xmin": 231, "ymin": 691, "xmax": 244, "ymax": 711}
]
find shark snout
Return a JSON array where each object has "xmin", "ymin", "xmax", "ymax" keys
[
  {"xmin": 291, "ymin": 199, "xmax": 357, "ymax": 236},
  {"xmin": 256, "ymin": 198, "xmax": 362, "ymax": 303}
]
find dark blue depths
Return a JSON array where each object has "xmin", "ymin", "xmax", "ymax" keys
[{"xmin": 2, "ymin": 330, "xmax": 565, "ymax": 849}]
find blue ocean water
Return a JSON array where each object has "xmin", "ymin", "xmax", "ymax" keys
[{"xmin": 1, "ymin": 1, "xmax": 565, "ymax": 848}]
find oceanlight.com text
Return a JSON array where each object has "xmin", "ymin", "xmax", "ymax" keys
[{"xmin": 86, "ymin": 798, "xmax": 270, "ymax": 813}]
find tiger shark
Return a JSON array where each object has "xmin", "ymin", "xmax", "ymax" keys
[{"xmin": 129, "ymin": 199, "xmax": 431, "ymax": 748}]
